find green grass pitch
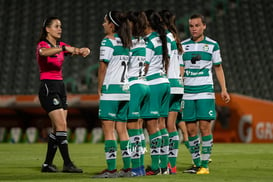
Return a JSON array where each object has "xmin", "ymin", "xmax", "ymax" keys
[{"xmin": 0, "ymin": 143, "xmax": 272, "ymax": 182}]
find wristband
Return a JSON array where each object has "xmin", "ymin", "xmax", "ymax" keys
[{"xmin": 62, "ymin": 45, "xmax": 66, "ymax": 51}]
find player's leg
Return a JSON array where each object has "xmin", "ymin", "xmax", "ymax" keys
[
  {"xmin": 144, "ymin": 84, "xmax": 163, "ymax": 175},
  {"xmin": 145, "ymin": 118, "xmax": 161, "ymax": 175},
  {"xmin": 166, "ymin": 94, "xmax": 182, "ymax": 174},
  {"xmin": 127, "ymin": 121, "xmax": 142, "ymax": 176},
  {"xmin": 159, "ymin": 117, "xmax": 169, "ymax": 174},
  {"xmin": 196, "ymin": 99, "xmax": 216, "ymax": 175},
  {"xmin": 93, "ymin": 100, "xmax": 119, "ymax": 178},
  {"xmin": 116, "ymin": 101, "xmax": 133, "ymax": 177},
  {"xmin": 182, "ymin": 100, "xmax": 201, "ymax": 173},
  {"xmin": 127, "ymin": 84, "xmax": 147, "ymax": 176}
]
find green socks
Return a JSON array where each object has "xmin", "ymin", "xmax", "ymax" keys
[
  {"xmin": 201, "ymin": 135, "xmax": 213, "ymax": 168},
  {"xmin": 140, "ymin": 128, "xmax": 146, "ymax": 167},
  {"xmin": 159, "ymin": 128, "xmax": 169, "ymax": 169},
  {"xmin": 105, "ymin": 140, "xmax": 117, "ymax": 171},
  {"xmin": 120, "ymin": 140, "xmax": 131, "ymax": 170},
  {"xmin": 128, "ymin": 129, "xmax": 141, "ymax": 169},
  {"xmin": 149, "ymin": 131, "xmax": 162, "ymax": 170},
  {"xmin": 188, "ymin": 135, "xmax": 201, "ymax": 167},
  {"xmin": 168, "ymin": 131, "xmax": 179, "ymax": 167}
]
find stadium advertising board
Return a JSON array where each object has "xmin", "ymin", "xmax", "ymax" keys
[{"xmin": 214, "ymin": 93, "xmax": 273, "ymax": 143}]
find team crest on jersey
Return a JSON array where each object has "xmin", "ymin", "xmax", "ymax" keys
[
  {"xmin": 203, "ymin": 44, "xmax": 209, "ymax": 51},
  {"xmin": 53, "ymin": 98, "xmax": 60, "ymax": 105}
]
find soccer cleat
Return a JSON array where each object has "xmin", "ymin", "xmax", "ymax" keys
[
  {"xmin": 41, "ymin": 164, "xmax": 58, "ymax": 172},
  {"xmin": 93, "ymin": 169, "xmax": 118, "ymax": 178},
  {"xmin": 62, "ymin": 162, "xmax": 83, "ymax": 173},
  {"xmin": 209, "ymin": 158, "xmax": 212, "ymax": 163},
  {"xmin": 131, "ymin": 167, "xmax": 145, "ymax": 176},
  {"xmin": 140, "ymin": 165, "xmax": 146, "ymax": 176},
  {"xmin": 196, "ymin": 167, "xmax": 209, "ymax": 174},
  {"xmin": 161, "ymin": 167, "xmax": 169, "ymax": 175},
  {"xmin": 167, "ymin": 163, "xmax": 177, "ymax": 174},
  {"xmin": 146, "ymin": 166, "xmax": 161, "ymax": 175},
  {"xmin": 183, "ymin": 165, "xmax": 200, "ymax": 174},
  {"xmin": 118, "ymin": 168, "xmax": 136, "ymax": 177}
]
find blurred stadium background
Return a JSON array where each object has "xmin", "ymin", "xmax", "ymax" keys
[{"xmin": 0, "ymin": 0, "xmax": 272, "ymax": 143}]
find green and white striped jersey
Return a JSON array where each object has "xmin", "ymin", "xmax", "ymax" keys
[
  {"xmin": 144, "ymin": 31, "xmax": 169, "ymax": 85},
  {"xmin": 181, "ymin": 36, "xmax": 222, "ymax": 100},
  {"xmin": 128, "ymin": 38, "xmax": 147, "ymax": 86},
  {"xmin": 167, "ymin": 31, "xmax": 184, "ymax": 94},
  {"xmin": 99, "ymin": 33, "xmax": 130, "ymax": 101}
]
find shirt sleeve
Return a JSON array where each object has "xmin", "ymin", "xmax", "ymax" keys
[
  {"xmin": 145, "ymin": 41, "xmax": 154, "ymax": 65},
  {"xmin": 37, "ymin": 41, "xmax": 50, "ymax": 49},
  {"xmin": 99, "ymin": 38, "xmax": 114, "ymax": 63},
  {"xmin": 212, "ymin": 43, "xmax": 222, "ymax": 65}
]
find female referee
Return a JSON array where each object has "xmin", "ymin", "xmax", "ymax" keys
[{"xmin": 36, "ymin": 16, "xmax": 90, "ymax": 173}]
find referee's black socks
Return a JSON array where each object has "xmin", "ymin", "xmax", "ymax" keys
[
  {"xmin": 56, "ymin": 131, "xmax": 72, "ymax": 166},
  {"xmin": 44, "ymin": 132, "xmax": 57, "ymax": 165}
]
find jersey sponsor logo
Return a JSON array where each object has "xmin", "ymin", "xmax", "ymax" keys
[
  {"xmin": 191, "ymin": 54, "xmax": 201, "ymax": 64},
  {"xmin": 185, "ymin": 70, "xmax": 202, "ymax": 76},
  {"xmin": 132, "ymin": 112, "xmax": 139, "ymax": 116},
  {"xmin": 184, "ymin": 68, "xmax": 210, "ymax": 77},
  {"xmin": 108, "ymin": 113, "xmax": 116, "ymax": 117},
  {"xmin": 151, "ymin": 111, "xmax": 159, "ymax": 115}
]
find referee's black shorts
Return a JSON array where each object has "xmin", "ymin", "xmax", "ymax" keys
[{"xmin": 38, "ymin": 80, "xmax": 68, "ymax": 113}]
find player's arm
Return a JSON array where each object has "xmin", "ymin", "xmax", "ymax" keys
[
  {"xmin": 39, "ymin": 46, "xmax": 90, "ymax": 57},
  {"xmin": 214, "ymin": 64, "xmax": 230, "ymax": 103},
  {"xmin": 180, "ymin": 66, "xmax": 185, "ymax": 79},
  {"xmin": 97, "ymin": 61, "xmax": 108, "ymax": 97},
  {"xmin": 39, "ymin": 46, "xmax": 65, "ymax": 56}
]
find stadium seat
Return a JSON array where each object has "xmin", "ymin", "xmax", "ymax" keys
[
  {"xmin": 74, "ymin": 127, "xmax": 87, "ymax": 144},
  {"xmin": 0, "ymin": 127, "xmax": 7, "ymax": 143},
  {"xmin": 0, "ymin": 0, "xmax": 271, "ymax": 101},
  {"xmin": 9, "ymin": 127, "xmax": 23, "ymax": 143},
  {"xmin": 91, "ymin": 127, "xmax": 103, "ymax": 143},
  {"xmin": 25, "ymin": 127, "xmax": 38, "ymax": 143}
]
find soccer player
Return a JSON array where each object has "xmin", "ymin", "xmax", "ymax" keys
[
  {"xmin": 181, "ymin": 14, "xmax": 230, "ymax": 174},
  {"xmin": 36, "ymin": 16, "xmax": 90, "ymax": 173},
  {"xmin": 143, "ymin": 9, "xmax": 170, "ymax": 175},
  {"xmin": 127, "ymin": 11, "xmax": 150, "ymax": 176},
  {"xmin": 93, "ymin": 11, "xmax": 133, "ymax": 178},
  {"xmin": 159, "ymin": 10, "xmax": 184, "ymax": 174}
]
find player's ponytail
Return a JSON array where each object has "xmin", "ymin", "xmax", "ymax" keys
[
  {"xmin": 106, "ymin": 11, "xmax": 132, "ymax": 48},
  {"xmin": 160, "ymin": 10, "xmax": 183, "ymax": 55},
  {"xmin": 145, "ymin": 9, "xmax": 169, "ymax": 73},
  {"xmin": 127, "ymin": 11, "xmax": 148, "ymax": 38}
]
